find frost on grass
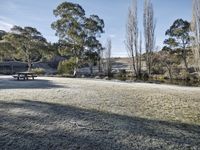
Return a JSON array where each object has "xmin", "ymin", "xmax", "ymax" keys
[{"xmin": 0, "ymin": 76, "xmax": 200, "ymax": 149}]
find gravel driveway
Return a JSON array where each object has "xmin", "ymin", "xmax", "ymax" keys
[{"xmin": 0, "ymin": 76, "xmax": 200, "ymax": 149}]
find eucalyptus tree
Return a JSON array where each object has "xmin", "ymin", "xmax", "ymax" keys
[
  {"xmin": 165, "ymin": 19, "xmax": 191, "ymax": 71},
  {"xmin": 0, "ymin": 40, "xmax": 15, "ymax": 62},
  {"xmin": 52, "ymin": 2, "xmax": 104, "ymax": 76},
  {"xmin": 143, "ymin": 0, "xmax": 156, "ymax": 76},
  {"xmin": 84, "ymin": 15, "xmax": 104, "ymax": 74},
  {"xmin": 0, "ymin": 30, "xmax": 9, "ymax": 61},
  {"xmin": 3, "ymin": 26, "xmax": 48, "ymax": 71},
  {"xmin": 52, "ymin": 2, "xmax": 86, "ymax": 76},
  {"xmin": 191, "ymin": 0, "xmax": 200, "ymax": 72},
  {"xmin": 84, "ymin": 36, "xmax": 103, "ymax": 75}
]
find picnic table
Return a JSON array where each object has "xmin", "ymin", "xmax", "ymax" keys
[{"xmin": 13, "ymin": 72, "xmax": 37, "ymax": 80}]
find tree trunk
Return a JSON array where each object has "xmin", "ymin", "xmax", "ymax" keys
[
  {"xmin": 168, "ymin": 68, "xmax": 173, "ymax": 82},
  {"xmin": 183, "ymin": 57, "xmax": 189, "ymax": 72},
  {"xmin": 73, "ymin": 68, "xmax": 77, "ymax": 77},
  {"xmin": 73, "ymin": 57, "xmax": 79, "ymax": 77},
  {"xmin": 89, "ymin": 62, "xmax": 93, "ymax": 75},
  {"xmin": 98, "ymin": 60, "xmax": 101, "ymax": 73},
  {"xmin": 148, "ymin": 62, "xmax": 151, "ymax": 76},
  {"xmin": 27, "ymin": 62, "xmax": 32, "ymax": 72}
]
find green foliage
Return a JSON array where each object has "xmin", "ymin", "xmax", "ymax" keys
[
  {"xmin": 57, "ymin": 58, "xmax": 76, "ymax": 75},
  {"xmin": 115, "ymin": 69, "xmax": 127, "ymax": 81},
  {"xmin": 31, "ymin": 68, "xmax": 46, "ymax": 75},
  {"xmin": 163, "ymin": 38, "xmax": 178, "ymax": 49},
  {"xmin": 0, "ymin": 30, "xmax": 14, "ymax": 61},
  {"xmin": 165, "ymin": 19, "xmax": 190, "ymax": 38},
  {"xmin": 2, "ymin": 26, "xmax": 48, "ymax": 70},
  {"xmin": 84, "ymin": 49, "xmax": 99, "ymax": 64},
  {"xmin": 0, "ymin": 30, "xmax": 6, "ymax": 40},
  {"xmin": 165, "ymin": 19, "xmax": 191, "ymax": 49},
  {"xmin": 52, "ymin": 2, "xmax": 104, "ymax": 75},
  {"xmin": 51, "ymin": 2, "xmax": 86, "ymax": 58},
  {"xmin": 0, "ymin": 41, "xmax": 16, "ymax": 61},
  {"xmin": 151, "ymin": 64, "xmax": 165, "ymax": 74},
  {"xmin": 164, "ymin": 19, "xmax": 191, "ymax": 71},
  {"xmin": 179, "ymin": 69, "xmax": 190, "ymax": 80}
]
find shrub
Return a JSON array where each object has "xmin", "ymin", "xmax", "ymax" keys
[
  {"xmin": 152, "ymin": 64, "xmax": 165, "ymax": 75},
  {"xmin": 179, "ymin": 69, "xmax": 190, "ymax": 80},
  {"xmin": 142, "ymin": 72, "xmax": 149, "ymax": 81},
  {"xmin": 31, "ymin": 68, "xmax": 46, "ymax": 75},
  {"xmin": 57, "ymin": 58, "xmax": 76, "ymax": 75}
]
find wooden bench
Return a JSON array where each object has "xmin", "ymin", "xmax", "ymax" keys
[{"xmin": 13, "ymin": 72, "xmax": 37, "ymax": 80}]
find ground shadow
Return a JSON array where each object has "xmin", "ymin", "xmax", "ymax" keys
[
  {"xmin": 0, "ymin": 77, "xmax": 65, "ymax": 89},
  {"xmin": 0, "ymin": 99, "xmax": 200, "ymax": 149}
]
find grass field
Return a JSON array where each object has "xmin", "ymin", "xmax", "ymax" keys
[{"xmin": 0, "ymin": 76, "xmax": 200, "ymax": 149}]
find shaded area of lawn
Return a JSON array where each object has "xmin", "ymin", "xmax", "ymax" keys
[
  {"xmin": 0, "ymin": 100, "xmax": 200, "ymax": 150},
  {"xmin": 0, "ymin": 78, "xmax": 65, "ymax": 89}
]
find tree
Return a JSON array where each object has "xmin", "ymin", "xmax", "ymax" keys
[
  {"xmin": 105, "ymin": 38, "xmax": 112, "ymax": 76},
  {"xmin": 143, "ymin": 0, "xmax": 156, "ymax": 76},
  {"xmin": 0, "ymin": 30, "xmax": 7, "ymax": 40},
  {"xmin": 52, "ymin": 2, "xmax": 104, "ymax": 76},
  {"xmin": 84, "ymin": 15, "xmax": 104, "ymax": 74},
  {"xmin": 165, "ymin": 19, "xmax": 191, "ymax": 71},
  {"xmin": 0, "ymin": 40, "xmax": 15, "ymax": 62},
  {"xmin": 191, "ymin": 0, "xmax": 200, "ymax": 72},
  {"xmin": 52, "ymin": 2, "xmax": 86, "ymax": 76},
  {"xmin": 2, "ymin": 26, "xmax": 48, "ymax": 71},
  {"xmin": 155, "ymin": 50, "xmax": 178, "ymax": 81},
  {"xmin": 163, "ymin": 38, "xmax": 178, "ymax": 49},
  {"xmin": 0, "ymin": 30, "xmax": 10, "ymax": 61},
  {"xmin": 84, "ymin": 50, "xmax": 99, "ymax": 75},
  {"xmin": 125, "ymin": 0, "xmax": 142, "ymax": 78},
  {"xmin": 84, "ymin": 36, "xmax": 103, "ymax": 75}
]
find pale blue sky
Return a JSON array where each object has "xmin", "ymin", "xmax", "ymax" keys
[{"xmin": 0, "ymin": 0, "xmax": 191, "ymax": 57}]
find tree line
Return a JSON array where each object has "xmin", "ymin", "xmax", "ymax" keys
[
  {"xmin": 0, "ymin": 0, "xmax": 200, "ymax": 80},
  {"xmin": 0, "ymin": 2, "xmax": 111, "ymax": 76},
  {"xmin": 126, "ymin": 0, "xmax": 200, "ymax": 81}
]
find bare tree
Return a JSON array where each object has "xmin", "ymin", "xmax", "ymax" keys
[
  {"xmin": 191, "ymin": 0, "xmax": 200, "ymax": 73},
  {"xmin": 143, "ymin": 0, "xmax": 156, "ymax": 76},
  {"xmin": 139, "ymin": 32, "xmax": 142, "ymax": 76},
  {"xmin": 125, "ymin": 0, "xmax": 142, "ymax": 78},
  {"xmin": 155, "ymin": 51, "xmax": 177, "ymax": 82},
  {"xmin": 105, "ymin": 38, "xmax": 112, "ymax": 76},
  {"xmin": 98, "ymin": 48, "xmax": 104, "ymax": 73}
]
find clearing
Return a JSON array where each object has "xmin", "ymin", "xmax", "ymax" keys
[{"xmin": 0, "ymin": 76, "xmax": 200, "ymax": 149}]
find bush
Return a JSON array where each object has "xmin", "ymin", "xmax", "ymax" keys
[
  {"xmin": 57, "ymin": 58, "xmax": 76, "ymax": 75},
  {"xmin": 31, "ymin": 68, "xmax": 46, "ymax": 75},
  {"xmin": 179, "ymin": 69, "xmax": 190, "ymax": 80},
  {"xmin": 142, "ymin": 72, "xmax": 149, "ymax": 81},
  {"xmin": 114, "ymin": 69, "xmax": 127, "ymax": 81},
  {"xmin": 152, "ymin": 64, "xmax": 165, "ymax": 75}
]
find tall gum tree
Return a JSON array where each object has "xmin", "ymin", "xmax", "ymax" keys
[
  {"xmin": 52, "ymin": 2, "xmax": 104, "ymax": 76},
  {"xmin": 165, "ymin": 19, "xmax": 191, "ymax": 72}
]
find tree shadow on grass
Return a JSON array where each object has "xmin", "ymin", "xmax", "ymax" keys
[
  {"xmin": 0, "ymin": 77, "xmax": 65, "ymax": 89},
  {"xmin": 0, "ymin": 99, "xmax": 200, "ymax": 150}
]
